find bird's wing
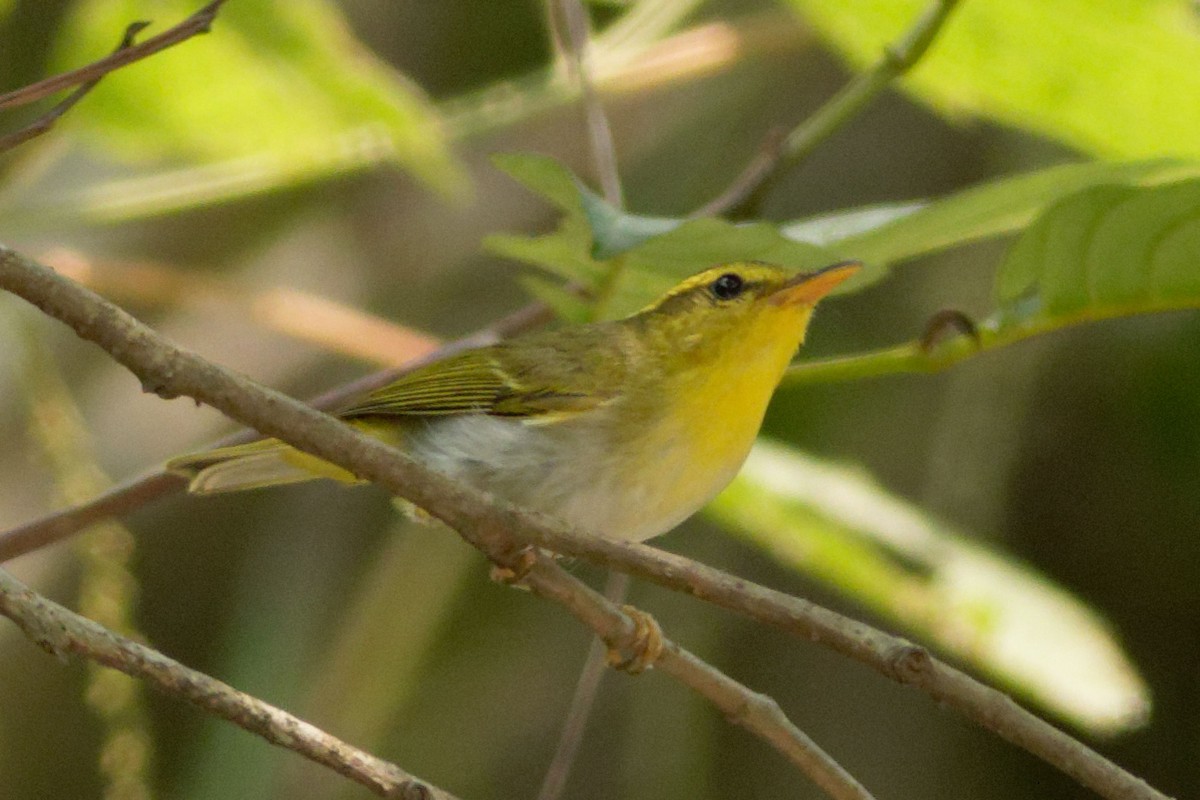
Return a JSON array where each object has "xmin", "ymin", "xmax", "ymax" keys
[{"xmin": 339, "ymin": 342, "xmax": 619, "ymax": 420}]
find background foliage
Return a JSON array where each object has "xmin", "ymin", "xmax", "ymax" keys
[{"xmin": 1, "ymin": 1, "xmax": 1197, "ymax": 798}]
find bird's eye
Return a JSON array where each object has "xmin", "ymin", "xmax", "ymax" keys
[{"xmin": 710, "ymin": 273, "xmax": 744, "ymax": 300}]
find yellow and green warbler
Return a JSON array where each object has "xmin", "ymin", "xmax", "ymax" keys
[{"xmin": 170, "ymin": 261, "xmax": 859, "ymax": 541}]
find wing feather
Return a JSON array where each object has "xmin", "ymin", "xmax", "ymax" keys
[{"xmin": 339, "ymin": 335, "xmax": 625, "ymax": 420}]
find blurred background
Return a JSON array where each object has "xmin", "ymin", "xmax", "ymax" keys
[{"xmin": 0, "ymin": 1, "xmax": 1197, "ymax": 799}]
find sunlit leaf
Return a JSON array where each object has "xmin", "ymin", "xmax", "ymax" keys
[
  {"xmin": 785, "ymin": 0, "xmax": 1200, "ymax": 159},
  {"xmin": 707, "ymin": 439, "xmax": 1151, "ymax": 735},
  {"xmin": 52, "ymin": 0, "xmax": 462, "ymax": 196}
]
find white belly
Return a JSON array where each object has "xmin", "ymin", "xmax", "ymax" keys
[{"xmin": 405, "ymin": 412, "xmax": 738, "ymax": 542}]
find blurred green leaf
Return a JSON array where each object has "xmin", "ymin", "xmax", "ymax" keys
[
  {"xmin": 490, "ymin": 152, "xmax": 584, "ymax": 214},
  {"xmin": 785, "ymin": 177, "xmax": 1200, "ymax": 385},
  {"xmin": 707, "ymin": 439, "xmax": 1151, "ymax": 735},
  {"xmin": 784, "ymin": 0, "xmax": 1200, "ymax": 159},
  {"xmin": 53, "ymin": 0, "xmax": 462, "ymax": 197},
  {"xmin": 516, "ymin": 274, "xmax": 593, "ymax": 323}
]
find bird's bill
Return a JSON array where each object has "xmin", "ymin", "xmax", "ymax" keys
[{"xmin": 769, "ymin": 260, "xmax": 862, "ymax": 307}]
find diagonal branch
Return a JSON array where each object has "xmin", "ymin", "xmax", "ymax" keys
[
  {"xmin": 0, "ymin": 245, "xmax": 872, "ymax": 800},
  {"xmin": 695, "ymin": 0, "xmax": 962, "ymax": 217},
  {"xmin": 0, "ymin": 22, "xmax": 150, "ymax": 154},
  {"xmin": 0, "ymin": 567, "xmax": 456, "ymax": 800},
  {"xmin": 0, "ymin": 1, "xmax": 227, "ymax": 112}
]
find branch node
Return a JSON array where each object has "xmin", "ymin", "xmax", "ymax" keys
[
  {"xmin": 123, "ymin": 21, "xmax": 153, "ymax": 44},
  {"xmin": 887, "ymin": 643, "xmax": 933, "ymax": 684}
]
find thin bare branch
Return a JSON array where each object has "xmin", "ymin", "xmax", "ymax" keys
[
  {"xmin": 0, "ymin": 568, "xmax": 457, "ymax": 800},
  {"xmin": 0, "ymin": 1, "xmax": 227, "ymax": 112},
  {"xmin": 0, "ymin": 471, "xmax": 184, "ymax": 562},
  {"xmin": 688, "ymin": 126, "xmax": 786, "ymax": 218},
  {"xmin": 698, "ymin": 0, "xmax": 962, "ymax": 217},
  {"xmin": 507, "ymin": 538, "xmax": 1170, "ymax": 800},
  {"xmin": 537, "ymin": 571, "xmax": 630, "ymax": 800},
  {"xmin": 0, "ymin": 22, "xmax": 151, "ymax": 154},
  {"xmin": 547, "ymin": 0, "xmax": 624, "ymax": 208},
  {"xmin": 0, "ymin": 245, "xmax": 870, "ymax": 800}
]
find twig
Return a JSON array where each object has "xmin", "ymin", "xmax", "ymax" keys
[
  {"xmin": 0, "ymin": 245, "xmax": 871, "ymax": 800},
  {"xmin": 0, "ymin": 1, "xmax": 227, "ymax": 112},
  {"xmin": 0, "ymin": 22, "xmax": 150, "ymax": 154},
  {"xmin": 0, "ymin": 471, "xmax": 184, "ymax": 562},
  {"xmin": 536, "ymin": 571, "xmax": 631, "ymax": 800},
  {"xmin": 547, "ymin": 0, "xmax": 624, "ymax": 209},
  {"xmin": 698, "ymin": 0, "xmax": 963, "ymax": 217},
  {"xmin": 0, "ymin": 568, "xmax": 456, "ymax": 800},
  {"xmin": 688, "ymin": 126, "xmax": 786, "ymax": 218}
]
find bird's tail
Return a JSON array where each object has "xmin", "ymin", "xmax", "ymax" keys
[{"xmin": 167, "ymin": 438, "xmax": 361, "ymax": 494}]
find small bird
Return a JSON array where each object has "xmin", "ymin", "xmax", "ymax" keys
[{"xmin": 169, "ymin": 261, "xmax": 859, "ymax": 542}]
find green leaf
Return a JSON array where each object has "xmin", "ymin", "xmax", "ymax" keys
[
  {"xmin": 580, "ymin": 190, "xmax": 683, "ymax": 260},
  {"xmin": 785, "ymin": 0, "xmax": 1200, "ymax": 160},
  {"xmin": 996, "ymin": 179, "xmax": 1200, "ymax": 327},
  {"xmin": 835, "ymin": 159, "xmax": 1200, "ymax": 268},
  {"xmin": 488, "ymin": 154, "xmax": 860, "ymax": 319},
  {"xmin": 491, "ymin": 153, "xmax": 586, "ymax": 215},
  {"xmin": 51, "ymin": 0, "xmax": 462, "ymax": 197},
  {"xmin": 495, "ymin": 154, "xmax": 1200, "ymax": 322},
  {"xmin": 707, "ymin": 439, "xmax": 1151, "ymax": 735},
  {"xmin": 516, "ymin": 274, "xmax": 592, "ymax": 323},
  {"xmin": 784, "ymin": 177, "xmax": 1200, "ymax": 386}
]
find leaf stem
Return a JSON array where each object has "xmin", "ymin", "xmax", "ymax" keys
[{"xmin": 785, "ymin": 293, "xmax": 1200, "ymax": 386}]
